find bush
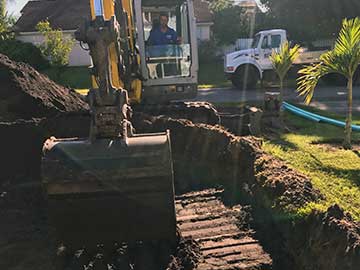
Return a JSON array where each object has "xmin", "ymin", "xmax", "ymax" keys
[
  {"xmin": 0, "ymin": 39, "xmax": 50, "ymax": 70},
  {"xmin": 198, "ymin": 40, "xmax": 219, "ymax": 64}
]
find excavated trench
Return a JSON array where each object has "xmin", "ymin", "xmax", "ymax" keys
[{"xmin": 1, "ymin": 54, "xmax": 360, "ymax": 270}]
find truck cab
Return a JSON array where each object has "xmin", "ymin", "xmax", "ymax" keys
[
  {"xmin": 224, "ymin": 29, "xmax": 287, "ymax": 89},
  {"xmin": 135, "ymin": 0, "xmax": 198, "ymax": 103}
]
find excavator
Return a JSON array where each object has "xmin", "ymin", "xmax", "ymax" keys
[{"xmin": 41, "ymin": 0, "xmax": 211, "ymax": 267}]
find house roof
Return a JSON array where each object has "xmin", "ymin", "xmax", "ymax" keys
[
  {"xmin": 14, "ymin": 0, "xmax": 213, "ymax": 33},
  {"xmin": 194, "ymin": 0, "xmax": 213, "ymax": 23},
  {"xmin": 14, "ymin": 0, "xmax": 91, "ymax": 32}
]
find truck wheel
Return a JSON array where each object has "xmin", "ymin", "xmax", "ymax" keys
[{"xmin": 231, "ymin": 65, "xmax": 259, "ymax": 89}]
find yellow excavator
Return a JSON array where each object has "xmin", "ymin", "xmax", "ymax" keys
[{"xmin": 41, "ymin": 0, "xmax": 200, "ymax": 259}]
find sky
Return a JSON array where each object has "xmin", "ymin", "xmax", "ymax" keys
[
  {"xmin": 7, "ymin": 0, "xmax": 28, "ymax": 16},
  {"xmin": 7, "ymin": 0, "xmax": 264, "ymax": 16}
]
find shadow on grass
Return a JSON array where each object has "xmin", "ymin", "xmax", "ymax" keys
[{"xmin": 312, "ymin": 163, "xmax": 360, "ymax": 186}]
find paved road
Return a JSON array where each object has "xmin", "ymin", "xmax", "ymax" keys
[{"xmin": 192, "ymin": 86, "xmax": 360, "ymax": 115}]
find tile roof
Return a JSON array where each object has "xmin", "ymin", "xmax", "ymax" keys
[{"xmin": 14, "ymin": 0, "xmax": 213, "ymax": 32}]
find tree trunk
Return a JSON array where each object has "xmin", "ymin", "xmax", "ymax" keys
[
  {"xmin": 279, "ymin": 79, "xmax": 284, "ymax": 104},
  {"xmin": 343, "ymin": 77, "xmax": 353, "ymax": 150}
]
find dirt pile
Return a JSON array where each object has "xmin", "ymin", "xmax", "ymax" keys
[
  {"xmin": 253, "ymin": 153, "xmax": 323, "ymax": 210},
  {"xmin": 132, "ymin": 114, "xmax": 321, "ymax": 208},
  {"xmin": 0, "ymin": 54, "xmax": 88, "ymax": 121},
  {"xmin": 167, "ymin": 237, "xmax": 201, "ymax": 270},
  {"xmin": 288, "ymin": 204, "xmax": 360, "ymax": 270}
]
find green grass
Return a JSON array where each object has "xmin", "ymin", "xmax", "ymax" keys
[
  {"xmin": 43, "ymin": 67, "xmax": 91, "ymax": 89},
  {"xmin": 263, "ymin": 108, "xmax": 360, "ymax": 220},
  {"xmin": 198, "ymin": 60, "xmax": 231, "ymax": 88}
]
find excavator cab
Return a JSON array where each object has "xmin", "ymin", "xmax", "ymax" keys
[
  {"xmin": 135, "ymin": 0, "xmax": 199, "ymax": 103},
  {"xmin": 41, "ymin": 0, "xmax": 177, "ymax": 253}
]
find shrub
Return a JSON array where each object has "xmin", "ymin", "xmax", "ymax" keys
[
  {"xmin": 0, "ymin": 39, "xmax": 49, "ymax": 70},
  {"xmin": 198, "ymin": 40, "xmax": 219, "ymax": 64}
]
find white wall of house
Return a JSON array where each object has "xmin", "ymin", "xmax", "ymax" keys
[
  {"xmin": 196, "ymin": 23, "xmax": 213, "ymax": 41},
  {"xmin": 16, "ymin": 23, "xmax": 214, "ymax": 66},
  {"xmin": 16, "ymin": 30, "xmax": 92, "ymax": 67}
]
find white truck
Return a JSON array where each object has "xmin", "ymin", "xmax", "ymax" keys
[{"xmin": 224, "ymin": 29, "xmax": 329, "ymax": 89}]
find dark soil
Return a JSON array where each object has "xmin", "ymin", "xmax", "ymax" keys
[
  {"xmin": 0, "ymin": 57, "xmax": 359, "ymax": 269},
  {"xmin": 0, "ymin": 184, "xmax": 201, "ymax": 270},
  {"xmin": 0, "ymin": 54, "xmax": 88, "ymax": 121},
  {"xmin": 287, "ymin": 204, "xmax": 360, "ymax": 270}
]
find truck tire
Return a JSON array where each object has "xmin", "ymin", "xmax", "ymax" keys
[{"xmin": 231, "ymin": 65, "xmax": 259, "ymax": 90}]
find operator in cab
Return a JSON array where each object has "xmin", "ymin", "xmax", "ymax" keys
[{"xmin": 147, "ymin": 13, "xmax": 179, "ymax": 45}]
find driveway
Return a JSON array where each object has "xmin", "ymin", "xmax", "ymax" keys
[{"xmin": 192, "ymin": 86, "xmax": 360, "ymax": 115}]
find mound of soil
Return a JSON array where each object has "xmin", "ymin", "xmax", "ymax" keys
[
  {"xmin": 0, "ymin": 54, "xmax": 88, "ymax": 121},
  {"xmin": 288, "ymin": 204, "xmax": 360, "ymax": 270},
  {"xmin": 253, "ymin": 153, "xmax": 323, "ymax": 210},
  {"xmin": 132, "ymin": 114, "xmax": 322, "ymax": 208}
]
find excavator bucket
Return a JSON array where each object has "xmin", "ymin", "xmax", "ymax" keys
[{"xmin": 41, "ymin": 131, "xmax": 177, "ymax": 250}]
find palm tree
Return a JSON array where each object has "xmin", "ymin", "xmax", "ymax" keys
[
  {"xmin": 297, "ymin": 18, "xmax": 360, "ymax": 149},
  {"xmin": 0, "ymin": 0, "xmax": 5, "ymax": 17},
  {"xmin": 269, "ymin": 41, "xmax": 300, "ymax": 104}
]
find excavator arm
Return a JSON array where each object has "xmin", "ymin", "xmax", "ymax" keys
[{"xmin": 41, "ymin": 0, "xmax": 177, "ymax": 254}]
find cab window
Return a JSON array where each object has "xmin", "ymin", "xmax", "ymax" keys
[
  {"xmin": 271, "ymin": 35, "xmax": 282, "ymax": 48},
  {"xmin": 142, "ymin": 3, "xmax": 192, "ymax": 79},
  {"xmin": 261, "ymin": 36, "xmax": 269, "ymax": 49}
]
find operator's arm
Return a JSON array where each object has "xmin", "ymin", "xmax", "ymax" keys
[
  {"xmin": 171, "ymin": 29, "xmax": 178, "ymax": 44},
  {"xmin": 147, "ymin": 30, "xmax": 157, "ymax": 45}
]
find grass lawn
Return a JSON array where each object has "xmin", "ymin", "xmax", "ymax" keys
[
  {"xmin": 263, "ymin": 107, "xmax": 360, "ymax": 220},
  {"xmin": 43, "ymin": 66, "xmax": 91, "ymax": 89},
  {"xmin": 198, "ymin": 60, "xmax": 231, "ymax": 89}
]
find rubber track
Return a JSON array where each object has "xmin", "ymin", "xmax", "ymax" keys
[{"xmin": 176, "ymin": 189, "xmax": 272, "ymax": 270}]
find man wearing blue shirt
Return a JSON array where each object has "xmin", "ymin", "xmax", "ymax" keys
[{"xmin": 147, "ymin": 14, "xmax": 178, "ymax": 45}]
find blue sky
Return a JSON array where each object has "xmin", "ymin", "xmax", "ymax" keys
[{"xmin": 7, "ymin": 0, "xmax": 28, "ymax": 15}]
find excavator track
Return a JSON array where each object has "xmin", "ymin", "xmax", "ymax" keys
[
  {"xmin": 133, "ymin": 101, "xmax": 220, "ymax": 125},
  {"xmin": 176, "ymin": 189, "xmax": 272, "ymax": 270}
]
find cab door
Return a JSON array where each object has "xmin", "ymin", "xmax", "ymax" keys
[{"xmin": 259, "ymin": 33, "xmax": 283, "ymax": 70}]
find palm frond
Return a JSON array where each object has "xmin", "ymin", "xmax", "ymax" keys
[
  {"xmin": 297, "ymin": 63, "xmax": 332, "ymax": 104},
  {"xmin": 297, "ymin": 17, "xmax": 360, "ymax": 104},
  {"xmin": 270, "ymin": 41, "xmax": 300, "ymax": 80}
]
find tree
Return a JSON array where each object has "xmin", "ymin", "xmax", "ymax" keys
[
  {"xmin": 0, "ymin": 0, "xmax": 15, "ymax": 41},
  {"xmin": 269, "ymin": 41, "xmax": 299, "ymax": 103},
  {"xmin": 259, "ymin": 0, "xmax": 360, "ymax": 42},
  {"xmin": 297, "ymin": 18, "xmax": 360, "ymax": 149},
  {"xmin": 211, "ymin": 3, "xmax": 254, "ymax": 45},
  {"xmin": 36, "ymin": 20, "xmax": 75, "ymax": 75},
  {"xmin": 208, "ymin": 0, "xmax": 234, "ymax": 12}
]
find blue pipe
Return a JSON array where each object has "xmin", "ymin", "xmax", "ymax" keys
[
  {"xmin": 282, "ymin": 103, "xmax": 321, "ymax": 122},
  {"xmin": 282, "ymin": 102, "xmax": 360, "ymax": 132}
]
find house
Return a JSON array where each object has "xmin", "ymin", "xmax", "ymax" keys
[
  {"xmin": 14, "ymin": 0, "xmax": 216, "ymax": 67},
  {"xmin": 194, "ymin": 0, "xmax": 214, "ymax": 42},
  {"xmin": 234, "ymin": 0, "xmax": 259, "ymax": 14},
  {"xmin": 14, "ymin": 0, "xmax": 92, "ymax": 66}
]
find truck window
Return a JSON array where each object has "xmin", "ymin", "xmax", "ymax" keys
[
  {"xmin": 271, "ymin": 35, "xmax": 281, "ymax": 48},
  {"xmin": 251, "ymin": 34, "xmax": 260, "ymax": 48},
  {"xmin": 261, "ymin": 36, "xmax": 269, "ymax": 49}
]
